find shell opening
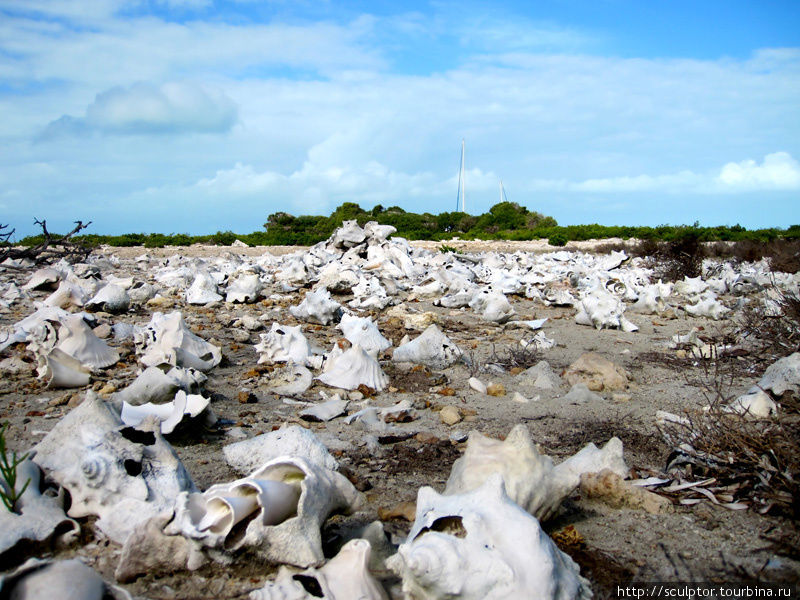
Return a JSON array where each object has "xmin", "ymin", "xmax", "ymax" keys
[{"xmin": 414, "ymin": 516, "xmax": 466, "ymax": 540}]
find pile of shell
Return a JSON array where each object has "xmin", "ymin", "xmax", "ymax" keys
[{"xmin": 1, "ymin": 220, "xmax": 798, "ymax": 598}]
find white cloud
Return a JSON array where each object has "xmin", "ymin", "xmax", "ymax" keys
[
  {"xmin": 41, "ymin": 81, "xmax": 237, "ymax": 137},
  {"xmin": 717, "ymin": 152, "xmax": 800, "ymax": 190}
]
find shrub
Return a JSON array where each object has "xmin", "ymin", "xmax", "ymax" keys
[{"xmin": 548, "ymin": 233, "xmax": 568, "ymax": 246}]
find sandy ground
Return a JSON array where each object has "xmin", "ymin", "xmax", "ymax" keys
[{"xmin": 0, "ymin": 241, "xmax": 797, "ymax": 599}]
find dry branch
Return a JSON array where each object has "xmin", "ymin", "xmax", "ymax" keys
[{"xmin": 0, "ymin": 219, "xmax": 92, "ymax": 267}]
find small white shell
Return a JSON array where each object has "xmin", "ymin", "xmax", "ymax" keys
[{"xmin": 86, "ymin": 283, "xmax": 131, "ymax": 313}]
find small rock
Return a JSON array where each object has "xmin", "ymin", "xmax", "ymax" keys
[
  {"xmin": 238, "ymin": 391, "xmax": 258, "ymax": 404},
  {"xmin": 415, "ymin": 432, "xmax": 439, "ymax": 444},
  {"xmin": 468, "ymin": 377, "xmax": 487, "ymax": 394},
  {"xmin": 676, "ymin": 349, "xmax": 687, "ymax": 359},
  {"xmin": 564, "ymin": 352, "xmax": 630, "ymax": 392},
  {"xmin": 93, "ymin": 324, "xmax": 112, "ymax": 339},
  {"xmin": 225, "ymin": 427, "xmax": 248, "ymax": 440},
  {"xmin": 98, "ymin": 382, "xmax": 116, "ymax": 395},
  {"xmin": 348, "ymin": 391, "xmax": 364, "ymax": 401},
  {"xmin": 449, "ymin": 430, "xmax": 468, "ymax": 443},
  {"xmin": 231, "ymin": 329, "xmax": 251, "ymax": 343},
  {"xmin": 67, "ymin": 393, "xmax": 83, "ymax": 408},
  {"xmin": 48, "ymin": 394, "xmax": 70, "ymax": 407},
  {"xmin": 240, "ymin": 314, "xmax": 261, "ymax": 331},
  {"xmin": 612, "ymin": 393, "xmax": 631, "ymax": 403},
  {"xmin": 486, "ymin": 383, "xmax": 506, "ymax": 397},
  {"xmin": 439, "ymin": 405, "xmax": 462, "ymax": 425}
]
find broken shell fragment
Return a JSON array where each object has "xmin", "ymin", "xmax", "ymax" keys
[
  {"xmin": 35, "ymin": 347, "xmax": 92, "ymax": 388},
  {"xmin": 55, "ymin": 314, "xmax": 120, "ymax": 370},
  {"xmin": 223, "ymin": 425, "xmax": 339, "ymax": 475},
  {"xmin": 136, "ymin": 311, "xmax": 222, "ymax": 372},
  {"xmin": 0, "ymin": 558, "xmax": 132, "ymax": 600},
  {"xmin": 120, "ymin": 390, "xmax": 212, "ymax": 434}
]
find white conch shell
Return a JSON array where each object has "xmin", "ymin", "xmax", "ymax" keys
[
  {"xmin": 255, "ymin": 323, "xmax": 316, "ymax": 367},
  {"xmin": 684, "ymin": 295, "xmax": 729, "ymax": 320},
  {"xmin": 338, "ymin": 314, "xmax": 391, "ymax": 357},
  {"xmin": 121, "ymin": 390, "xmax": 212, "ymax": 434},
  {"xmin": 725, "ymin": 388, "xmax": 777, "ymax": 418},
  {"xmin": 223, "ymin": 425, "xmax": 339, "ymax": 475},
  {"xmin": 290, "ymin": 288, "xmax": 342, "ymax": 325},
  {"xmin": 574, "ymin": 290, "xmax": 638, "ymax": 332},
  {"xmin": 673, "ymin": 276, "xmax": 708, "ymax": 297},
  {"xmin": 136, "ymin": 311, "xmax": 222, "ymax": 371},
  {"xmin": 86, "ymin": 284, "xmax": 131, "ymax": 313},
  {"xmin": 0, "ymin": 558, "xmax": 132, "ymax": 600},
  {"xmin": 630, "ymin": 282, "xmax": 672, "ymax": 315},
  {"xmin": 128, "ymin": 281, "xmax": 156, "ymax": 304},
  {"xmin": 349, "ymin": 276, "xmax": 392, "ymax": 310},
  {"xmin": 168, "ymin": 456, "xmax": 364, "ymax": 567},
  {"xmin": 316, "ymin": 263, "xmax": 360, "ymax": 293},
  {"xmin": 266, "ymin": 364, "xmax": 314, "ymax": 396},
  {"xmin": 43, "ymin": 280, "xmax": 91, "ymax": 308},
  {"xmin": 23, "ymin": 267, "xmax": 62, "ymax": 290},
  {"xmin": 250, "ymin": 539, "xmax": 388, "ymax": 600},
  {"xmin": 468, "ymin": 289, "xmax": 515, "ymax": 323},
  {"xmin": 392, "ymin": 325, "xmax": 462, "ymax": 370},
  {"xmin": 55, "ymin": 314, "xmax": 120, "ymax": 370},
  {"xmin": 186, "ymin": 272, "xmax": 223, "ymax": 305},
  {"xmin": 33, "ymin": 394, "xmax": 196, "ymax": 543},
  {"xmin": 444, "ymin": 424, "xmax": 627, "ymax": 522},
  {"xmin": 328, "ymin": 219, "xmax": 367, "ymax": 249},
  {"xmin": 35, "ymin": 347, "xmax": 91, "ymax": 388},
  {"xmin": 226, "ymin": 272, "xmax": 262, "ymax": 303},
  {"xmin": 387, "ymin": 475, "xmax": 591, "ymax": 600},
  {"xmin": 111, "ymin": 365, "xmax": 206, "ymax": 406},
  {"xmin": 0, "ymin": 459, "xmax": 80, "ymax": 556},
  {"xmin": 757, "ymin": 352, "xmax": 800, "ymax": 397},
  {"xmin": 317, "ymin": 344, "xmax": 388, "ymax": 391}
]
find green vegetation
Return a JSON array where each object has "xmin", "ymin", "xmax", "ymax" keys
[
  {"xmin": 10, "ymin": 202, "xmax": 799, "ymax": 248},
  {"xmin": 1, "ymin": 422, "xmax": 30, "ymax": 512}
]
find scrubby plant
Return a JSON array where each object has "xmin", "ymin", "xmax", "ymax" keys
[
  {"xmin": 548, "ymin": 233, "xmax": 568, "ymax": 247},
  {"xmin": 0, "ymin": 422, "xmax": 30, "ymax": 512}
]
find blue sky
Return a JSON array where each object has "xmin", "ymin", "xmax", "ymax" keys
[{"xmin": 1, "ymin": 0, "xmax": 798, "ymax": 237}]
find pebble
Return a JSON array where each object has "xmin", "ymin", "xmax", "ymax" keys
[
  {"xmin": 225, "ymin": 427, "xmax": 248, "ymax": 439},
  {"xmin": 231, "ymin": 329, "xmax": 251, "ymax": 343},
  {"xmin": 348, "ymin": 391, "xmax": 364, "ymax": 401},
  {"xmin": 468, "ymin": 377, "xmax": 487, "ymax": 394},
  {"xmin": 67, "ymin": 393, "xmax": 83, "ymax": 408},
  {"xmin": 439, "ymin": 405, "xmax": 462, "ymax": 425},
  {"xmin": 486, "ymin": 383, "xmax": 506, "ymax": 397},
  {"xmin": 449, "ymin": 430, "xmax": 468, "ymax": 443},
  {"xmin": 676, "ymin": 349, "xmax": 687, "ymax": 359},
  {"xmin": 511, "ymin": 391, "xmax": 530, "ymax": 403},
  {"xmin": 98, "ymin": 382, "xmax": 116, "ymax": 395},
  {"xmin": 612, "ymin": 393, "xmax": 632, "ymax": 403},
  {"xmin": 93, "ymin": 324, "xmax": 112, "ymax": 339}
]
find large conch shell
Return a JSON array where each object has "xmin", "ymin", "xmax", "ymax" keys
[
  {"xmin": 392, "ymin": 325, "xmax": 462, "ymax": 369},
  {"xmin": 167, "ymin": 456, "xmax": 364, "ymax": 567},
  {"xmin": 254, "ymin": 323, "xmax": 318, "ymax": 367},
  {"xmin": 85, "ymin": 284, "xmax": 131, "ymax": 313},
  {"xmin": 135, "ymin": 311, "xmax": 222, "ymax": 371},
  {"xmin": 317, "ymin": 344, "xmax": 388, "ymax": 391},
  {"xmin": 574, "ymin": 289, "xmax": 638, "ymax": 332},
  {"xmin": 186, "ymin": 272, "xmax": 223, "ymax": 305},
  {"xmin": 444, "ymin": 424, "xmax": 627, "ymax": 521},
  {"xmin": 290, "ymin": 289, "xmax": 343, "ymax": 325},
  {"xmin": 35, "ymin": 347, "xmax": 91, "ymax": 388},
  {"xmin": 32, "ymin": 393, "xmax": 196, "ymax": 543},
  {"xmin": 468, "ymin": 289, "xmax": 515, "ymax": 323},
  {"xmin": 338, "ymin": 314, "xmax": 391, "ymax": 357},
  {"xmin": 387, "ymin": 475, "xmax": 591, "ymax": 600},
  {"xmin": 758, "ymin": 352, "xmax": 800, "ymax": 398},
  {"xmin": 223, "ymin": 425, "xmax": 339, "ymax": 475},
  {"xmin": 226, "ymin": 272, "xmax": 263, "ymax": 303},
  {"xmin": 0, "ymin": 558, "xmax": 132, "ymax": 600},
  {"xmin": 250, "ymin": 539, "xmax": 388, "ymax": 600},
  {"xmin": 55, "ymin": 314, "xmax": 120, "ymax": 370},
  {"xmin": 111, "ymin": 365, "xmax": 206, "ymax": 406},
  {"xmin": 0, "ymin": 459, "xmax": 80, "ymax": 557}
]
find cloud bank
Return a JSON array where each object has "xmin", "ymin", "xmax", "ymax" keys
[{"xmin": 41, "ymin": 82, "xmax": 237, "ymax": 138}]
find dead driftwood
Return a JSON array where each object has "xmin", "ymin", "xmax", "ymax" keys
[{"xmin": 0, "ymin": 219, "xmax": 92, "ymax": 267}]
